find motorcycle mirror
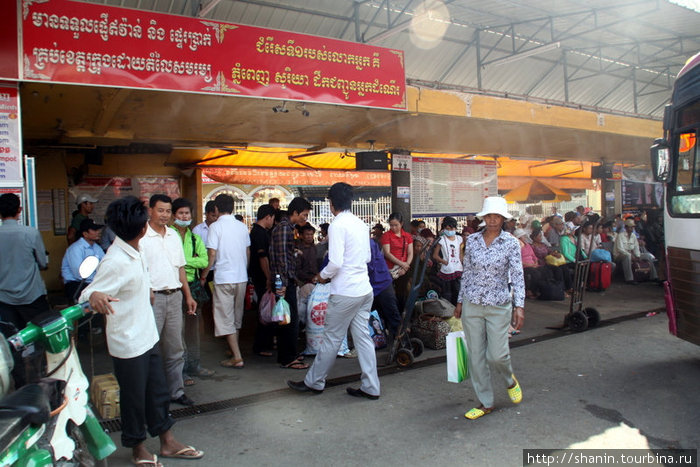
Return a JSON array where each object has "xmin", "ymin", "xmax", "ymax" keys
[{"xmin": 78, "ymin": 256, "xmax": 100, "ymax": 280}]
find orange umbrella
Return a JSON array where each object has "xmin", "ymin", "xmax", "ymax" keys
[{"xmin": 503, "ymin": 179, "xmax": 572, "ymax": 202}]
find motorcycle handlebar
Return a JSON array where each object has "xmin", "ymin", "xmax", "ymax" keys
[{"xmin": 8, "ymin": 302, "xmax": 90, "ymax": 351}]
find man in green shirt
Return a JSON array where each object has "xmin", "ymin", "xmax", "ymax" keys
[
  {"xmin": 171, "ymin": 198, "xmax": 215, "ymax": 385},
  {"xmin": 67, "ymin": 193, "xmax": 97, "ymax": 244}
]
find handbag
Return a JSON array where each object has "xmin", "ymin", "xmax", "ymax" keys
[
  {"xmin": 389, "ymin": 265, "xmax": 403, "ymax": 279},
  {"xmin": 188, "ymin": 233, "xmax": 210, "ymax": 304},
  {"xmin": 188, "ymin": 278, "xmax": 210, "ymax": 304},
  {"xmin": 446, "ymin": 331, "xmax": 469, "ymax": 383}
]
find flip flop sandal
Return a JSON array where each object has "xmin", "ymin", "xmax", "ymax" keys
[
  {"xmin": 184, "ymin": 377, "xmax": 196, "ymax": 387},
  {"xmin": 160, "ymin": 446, "xmax": 204, "ymax": 460},
  {"xmin": 280, "ymin": 359, "xmax": 309, "ymax": 370},
  {"xmin": 255, "ymin": 351, "xmax": 274, "ymax": 357},
  {"xmin": 195, "ymin": 367, "xmax": 216, "ymax": 377},
  {"xmin": 464, "ymin": 406, "xmax": 493, "ymax": 420},
  {"xmin": 132, "ymin": 454, "xmax": 163, "ymax": 467},
  {"xmin": 508, "ymin": 374, "xmax": 523, "ymax": 404},
  {"xmin": 220, "ymin": 358, "xmax": 244, "ymax": 369}
]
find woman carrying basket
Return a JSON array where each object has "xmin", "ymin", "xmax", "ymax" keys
[{"xmin": 454, "ymin": 196, "xmax": 525, "ymax": 420}]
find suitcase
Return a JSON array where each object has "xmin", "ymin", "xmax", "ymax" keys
[
  {"xmin": 588, "ymin": 261, "xmax": 612, "ymax": 291},
  {"xmin": 412, "ymin": 315, "xmax": 451, "ymax": 350},
  {"xmin": 632, "ymin": 259, "xmax": 652, "ymax": 282}
]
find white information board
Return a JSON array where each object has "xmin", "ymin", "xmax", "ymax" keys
[{"xmin": 411, "ymin": 157, "xmax": 498, "ymax": 217}]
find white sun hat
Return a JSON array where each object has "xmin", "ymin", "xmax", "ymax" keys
[{"xmin": 475, "ymin": 196, "xmax": 512, "ymax": 220}]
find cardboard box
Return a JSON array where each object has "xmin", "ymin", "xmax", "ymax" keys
[{"xmin": 90, "ymin": 373, "xmax": 120, "ymax": 419}]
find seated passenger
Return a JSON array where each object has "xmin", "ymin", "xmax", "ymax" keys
[{"xmin": 613, "ymin": 219, "xmax": 658, "ymax": 284}]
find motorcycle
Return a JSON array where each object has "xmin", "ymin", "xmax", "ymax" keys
[{"xmin": 0, "ymin": 256, "xmax": 116, "ymax": 466}]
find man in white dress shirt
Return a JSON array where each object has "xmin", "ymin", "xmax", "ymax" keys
[
  {"xmin": 287, "ymin": 183, "xmax": 380, "ymax": 399},
  {"xmin": 81, "ymin": 196, "xmax": 203, "ymax": 464},
  {"xmin": 140, "ymin": 194, "xmax": 197, "ymax": 406}
]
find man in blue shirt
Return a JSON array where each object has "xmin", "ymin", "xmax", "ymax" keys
[{"xmin": 61, "ymin": 218, "xmax": 105, "ymax": 302}]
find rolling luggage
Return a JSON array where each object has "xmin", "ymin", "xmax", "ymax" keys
[
  {"xmin": 632, "ymin": 259, "xmax": 652, "ymax": 282},
  {"xmin": 588, "ymin": 261, "xmax": 612, "ymax": 291}
]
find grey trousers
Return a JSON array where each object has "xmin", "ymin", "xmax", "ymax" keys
[
  {"xmin": 153, "ymin": 292, "xmax": 185, "ymax": 400},
  {"xmin": 305, "ymin": 292, "xmax": 379, "ymax": 396},
  {"xmin": 460, "ymin": 301, "xmax": 515, "ymax": 408},
  {"xmin": 182, "ymin": 300, "xmax": 203, "ymax": 374},
  {"xmin": 615, "ymin": 253, "xmax": 658, "ymax": 282}
]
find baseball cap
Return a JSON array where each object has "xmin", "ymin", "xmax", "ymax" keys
[
  {"xmin": 79, "ymin": 218, "xmax": 104, "ymax": 234},
  {"xmin": 76, "ymin": 193, "xmax": 98, "ymax": 206}
]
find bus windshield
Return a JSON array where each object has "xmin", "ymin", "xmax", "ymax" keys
[{"xmin": 669, "ymin": 99, "xmax": 700, "ymax": 216}]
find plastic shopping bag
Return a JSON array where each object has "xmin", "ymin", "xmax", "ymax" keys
[
  {"xmin": 302, "ymin": 283, "xmax": 350, "ymax": 356},
  {"xmin": 259, "ymin": 291, "xmax": 276, "ymax": 325},
  {"xmin": 446, "ymin": 331, "xmax": 469, "ymax": 383},
  {"xmin": 367, "ymin": 310, "xmax": 387, "ymax": 349},
  {"xmin": 272, "ymin": 297, "xmax": 291, "ymax": 325}
]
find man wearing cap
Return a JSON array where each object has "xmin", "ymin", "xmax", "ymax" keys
[
  {"xmin": 613, "ymin": 219, "xmax": 658, "ymax": 284},
  {"xmin": 67, "ymin": 193, "xmax": 98, "ymax": 244},
  {"xmin": 61, "ymin": 218, "xmax": 105, "ymax": 302}
]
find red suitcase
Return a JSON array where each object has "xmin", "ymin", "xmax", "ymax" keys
[{"xmin": 588, "ymin": 261, "xmax": 612, "ymax": 291}]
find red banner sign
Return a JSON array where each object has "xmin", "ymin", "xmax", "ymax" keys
[
  {"xmin": 20, "ymin": 0, "xmax": 406, "ymax": 110},
  {"xmin": 203, "ymin": 167, "xmax": 390, "ymax": 187}
]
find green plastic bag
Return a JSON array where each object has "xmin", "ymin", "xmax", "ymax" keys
[
  {"xmin": 446, "ymin": 331, "xmax": 469, "ymax": 383},
  {"xmin": 272, "ymin": 297, "xmax": 291, "ymax": 325}
]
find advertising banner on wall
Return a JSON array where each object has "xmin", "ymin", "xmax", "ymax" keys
[
  {"xmin": 0, "ymin": 82, "xmax": 23, "ymax": 186},
  {"xmin": 20, "ymin": 0, "xmax": 406, "ymax": 110},
  {"xmin": 0, "ymin": 0, "xmax": 18, "ymax": 80},
  {"xmin": 202, "ymin": 167, "xmax": 390, "ymax": 187}
]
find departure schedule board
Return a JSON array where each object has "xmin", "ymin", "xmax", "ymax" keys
[{"xmin": 410, "ymin": 158, "xmax": 498, "ymax": 217}]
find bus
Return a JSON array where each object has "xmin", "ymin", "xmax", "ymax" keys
[{"xmin": 650, "ymin": 51, "xmax": 700, "ymax": 346}]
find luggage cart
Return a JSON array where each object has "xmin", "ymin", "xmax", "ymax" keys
[
  {"xmin": 388, "ymin": 239, "xmax": 441, "ymax": 367},
  {"xmin": 562, "ymin": 218, "xmax": 602, "ymax": 332}
]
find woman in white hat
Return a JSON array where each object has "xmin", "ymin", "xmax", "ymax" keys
[{"xmin": 454, "ymin": 196, "xmax": 525, "ymax": 420}]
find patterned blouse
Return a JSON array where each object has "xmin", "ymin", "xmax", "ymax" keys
[{"xmin": 457, "ymin": 230, "xmax": 526, "ymax": 308}]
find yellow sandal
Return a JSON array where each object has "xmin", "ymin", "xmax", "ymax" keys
[
  {"xmin": 464, "ymin": 406, "xmax": 493, "ymax": 420},
  {"xmin": 508, "ymin": 374, "xmax": 522, "ymax": 404}
]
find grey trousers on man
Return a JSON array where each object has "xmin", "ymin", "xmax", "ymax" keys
[
  {"xmin": 460, "ymin": 301, "xmax": 516, "ymax": 409},
  {"xmin": 153, "ymin": 291, "xmax": 185, "ymax": 400},
  {"xmin": 304, "ymin": 292, "xmax": 379, "ymax": 396}
]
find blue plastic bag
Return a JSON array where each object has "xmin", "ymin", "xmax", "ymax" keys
[
  {"xmin": 272, "ymin": 297, "xmax": 291, "ymax": 325},
  {"xmin": 590, "ymin": 248, "xmax": 612, "ymax": 263}
]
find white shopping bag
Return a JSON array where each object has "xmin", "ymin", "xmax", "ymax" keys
[{"xmin": 446, "ymin": 331, "xmax": 469, "ymax": 383}]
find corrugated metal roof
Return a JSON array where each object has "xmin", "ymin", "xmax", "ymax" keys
[{"xmin": 84, "ymin": 0, "xmax": 700, "ymax": 119}]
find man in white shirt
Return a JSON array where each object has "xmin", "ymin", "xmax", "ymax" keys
[
  {"xmin": 287, "ymin": 183, "xmax": 379, "ymax": 399},
  {"xmin": 139, "ymin": 194, "xmax": 197, "ymax": 406},
  {"xmin": 200, "ymin": 194, "xmax": 250, "ymax": 369},
  {"xmin": 81, "ymin": 196, "xmax": 203, "ymax": 464},
  {"xmin": 192, "ymin": 200, "xmax": 218, "ymax": 246},
  {"xmin": 613, "ymin": 218, "xmax": 658, "ymax": 284}
]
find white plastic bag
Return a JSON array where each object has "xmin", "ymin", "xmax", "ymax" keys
[{"xmin": 302, "ymin": 283, "xmax": 349, "ymax": 356}]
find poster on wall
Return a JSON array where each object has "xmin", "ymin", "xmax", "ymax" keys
[
  {"xmin": 70, "ymin": 176, "xmax": 180, "ymax": 223},
  {"xmin": 621, "ymin": 168, "xmax": 663, "ymax": 212},
  {"xmin": 0, "ymin": 82, "xmax": 23, "ymax": 186},
  {"xmin": 410, "ymin": 158, "xmax": 498, "ymax": 217}
]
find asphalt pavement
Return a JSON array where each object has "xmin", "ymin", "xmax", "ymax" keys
[{"xmin": 75, "ymin": 280, "xmax": 700, "ymax": 466}]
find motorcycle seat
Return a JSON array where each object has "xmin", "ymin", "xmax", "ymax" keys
[{"xmin": 0, "ymin": 384, "xmax": 51, "ymax": 449}]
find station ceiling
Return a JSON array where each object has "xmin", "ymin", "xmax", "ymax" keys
[{"xmin": 22, "ymin": 0, "xmax": 699, "ymax": 165}]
